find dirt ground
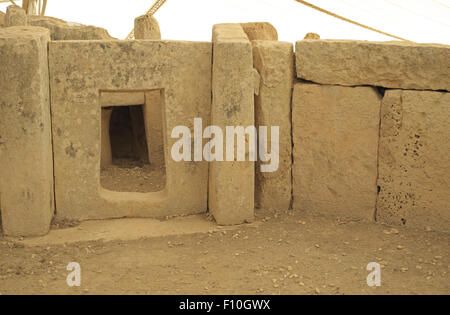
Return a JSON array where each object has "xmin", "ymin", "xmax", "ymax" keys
[
  {"xmin": 101, "ymin": 158, "xmax": 166, "ymax": 193},
  {"xmin": 0, "ymin": 209, "xmax": 448, "ymax": 295}
]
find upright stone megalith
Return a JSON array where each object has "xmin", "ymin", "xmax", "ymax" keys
[
  {"xmin": 252, "ymin": 40, "xmax": 293, "ymax": 211},
  {"xmin": 0, "ymin": 27, "xmax": 54, "ymax": 236},
  {"xmin": 292, "ymin": 82, "xmax": 381, "ymax": 221},
  {"xmin": 5, "ymin": 5, "xmax": 26, "ymax": 27},
  {"xmin": 134, "ymin": 14, "xmax": 161, "ymax": 40},
  {"xmin": 377, "ymin": 90, "xmax": 450, "ymax": 232},
  {"xmin": 210, "ymin": 24, "xmax": 255, "ymax": 225}
]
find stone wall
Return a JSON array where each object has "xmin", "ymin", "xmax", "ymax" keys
[
  {"xmin": 49, "ymin": 40, "xmax": 212, "ymax": 221},
  {"xmin": 293, "ymin": 39, "xmax": 450, "ymax": 232},
  {"xmin": 0, "ymin": 19, "xmax": 449, "ymax": 236}
]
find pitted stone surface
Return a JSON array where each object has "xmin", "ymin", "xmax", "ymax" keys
[{"xmin": 377, "ymin": 90, "xmax": 450, "ymax": 232}]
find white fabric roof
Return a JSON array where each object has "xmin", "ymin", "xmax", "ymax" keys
[{"xmin": 1, "ymin": 0, "xmax": 449, "ymax": 44}]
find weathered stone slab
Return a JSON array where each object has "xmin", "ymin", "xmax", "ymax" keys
[
  {"xmin": 27, "ymin": 16, "xmax": 115, "ymax": 40},
  {"xmin": 296, "ymin": 40, "xmax": 450, "ymax": 91},
  {"xmin": 252, "ymin": 40, "xmax": 293, "ymax": 210},
  {"xmin": 49, "ymin": 40, "xmax": 212, "ymax": 221},
  {"xmin": 292, "ymin": 82, "xmax": 381, "ymax": 221},
  {"xmin": 134, "ymin": 15, "xmax": 161, "ymax": 40},
  {"xmin": 5, "ymin": 5, "xmax": 26, "ymax": 27},
  {"xmin": 241, "ymin": 22, "xmax": 278, "ymax": 41},
  {"xmin": 100, "ymin": 91, "xmax": 145, "ymax": 107},
  {"xmin": 209, "ymin": 24, "xmax": 254, "ymax": 225},
  {"xmin": 377, "ymin": 90, "xmax": 450, "ymax": 232},
  {"xmin": 0, "ymin": 27, "xmax": 54, "ymax": 236}
]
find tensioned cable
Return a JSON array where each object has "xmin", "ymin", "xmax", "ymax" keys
[{"xmin": 294, "ymin": 0, "xmax": 414, "ymax": 42}]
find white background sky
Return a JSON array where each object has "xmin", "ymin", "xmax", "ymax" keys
[{"xmin": 2, "ymin": 0, "xmax": 450, "ymax": 44}]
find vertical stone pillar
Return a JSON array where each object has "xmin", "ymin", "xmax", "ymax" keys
[
  {"xmin": 134, "ymin": 16, "xmax": 164, "ymax": 167},
  {"xmin": 144, "ymin": 91, "xmax": 164, "ymax": 166},
  {"xmin": 209, "ymin": 24, "xmax": 254, "ymax": 225},
  {"xmin": 5, "ymin": 5, "xmax": 27, "ymax": 27},
  {"xmin": 101, "ymin": 109, "xmax": 112, "ymax": 167},
  {"xmin": 134, "ymin": 14, "xmax": 161, "ymax": 40},
  {"xmin": 0, "ymin": 27, "xmax": 54, "ymax": 236},
  {"xmin": 252, "ymin": 40, "xmax": 294, "ymax": 211}
]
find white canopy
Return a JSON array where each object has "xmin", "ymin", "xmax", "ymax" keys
[{"xmin": 1, "ymin": 0, "xmax": 449, "ymax": 44}]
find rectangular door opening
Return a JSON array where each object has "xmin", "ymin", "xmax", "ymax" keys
[{"xmin": 100, "ymin": 91, "xmax": 166, "ymax": 193}]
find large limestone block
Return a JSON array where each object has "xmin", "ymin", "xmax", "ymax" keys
[
  {"xmin": 241, "ymin": 22, "xmax": 278, "ymax": 41},
  {"xmin": 296, "ymin": 40, "xmax": 450, "ymax": 91},
  {"xmin": 292, "ymin": 83, "xmax": 381, "ymax": 221},
  {"xmin": 0, "ymin": 27, "xmax": 54, "ymax": 236},
  {"xmin": 377, "ymin": 90, "xmax": 450, "ymax": 232},
  {"xmin": 252, "ymin": 40, "xmax": 293, "ymax": 210},
  {"xmin": 134, "ymin": 14, "xmax": 161, "ymax": 40},
  {"xmin": 49, "ymin": 40, "xmax": 211, "ymax": 221},
  {"xmin": 5, "ymin": 5, "xmax": 26, "ymax": 27},
  {"xmin": 209, "ymin": 24, "xmax": 254, "ymax": 225},
  {"xmin": 27, "ymin": 16, "xmax": 115, "ymax": 40}
]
